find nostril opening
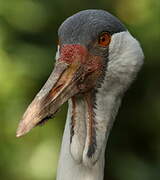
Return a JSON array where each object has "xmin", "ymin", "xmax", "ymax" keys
[
  {"xmin": 45, "ymin": 83, "xmax": 64, "ymax": 102},
  {"xmin": 54, "ymin": 83, "xmax": 64, "ymax": 91},
  {"xmin": 49, "ymin": 83, "xmax": 64, "ymax": 96}
]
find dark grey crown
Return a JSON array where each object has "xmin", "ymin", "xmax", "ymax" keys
[{"xmin": 58, "ymin": 9, "xmax": 126, "ymax": 46}]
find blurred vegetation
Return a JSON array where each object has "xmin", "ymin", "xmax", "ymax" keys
[{"xmin": 0, "ymin": 0, "xmax": 160, "ymax": 179}]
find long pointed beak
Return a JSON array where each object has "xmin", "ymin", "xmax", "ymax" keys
[{"xmin": 16, "ymin": 45, "xmax": 87, "ymax": 137}]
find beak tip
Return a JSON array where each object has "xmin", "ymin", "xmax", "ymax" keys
[
  {"xmin": 16, "ymin": 127, "xmax": 30, "ymax": 138},
  {"xmin": 16, "ymin": 133, "xmax": 22, "ymax": 138},
  {"xmin": 16, "ymin": 126, "xmax": 25, "ymax": 138},
  {"xmin": 16, "ymin": 120, "xmax": 31, "ymax": 138}
]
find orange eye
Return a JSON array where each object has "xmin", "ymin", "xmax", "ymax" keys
[{"xmin": 98, "ymin": 32, "xmax": 111, "ymax": 47}]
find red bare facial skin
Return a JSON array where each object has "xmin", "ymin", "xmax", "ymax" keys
[
  {"xmin": 59, "ymin": 44, "xmax": 87, "ymax": 64},
  {"xmin": 58, "ymin": 44, "xmax": 103, "ymax": 82}
]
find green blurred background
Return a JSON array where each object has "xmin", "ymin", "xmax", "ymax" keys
[{"xmin": 0, "ymin": 0, "xmax": 160, "ymax": 179}]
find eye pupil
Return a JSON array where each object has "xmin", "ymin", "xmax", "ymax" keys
[
  {"xmin": 98, "ymin": 32, "xmax": 111, "ymax": 47},
  {"xmin": 102, "ymin": 37, "xmax": 106, "ymax": 42}
]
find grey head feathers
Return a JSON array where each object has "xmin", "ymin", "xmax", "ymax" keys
[{"xmin": 58, "ymin": 9, "xmax": 126, "ymax": 46}]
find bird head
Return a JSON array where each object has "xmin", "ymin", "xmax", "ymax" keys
[{"xmin": 16, "ymin": 10, "xmax": 143, "ymax": 138}]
